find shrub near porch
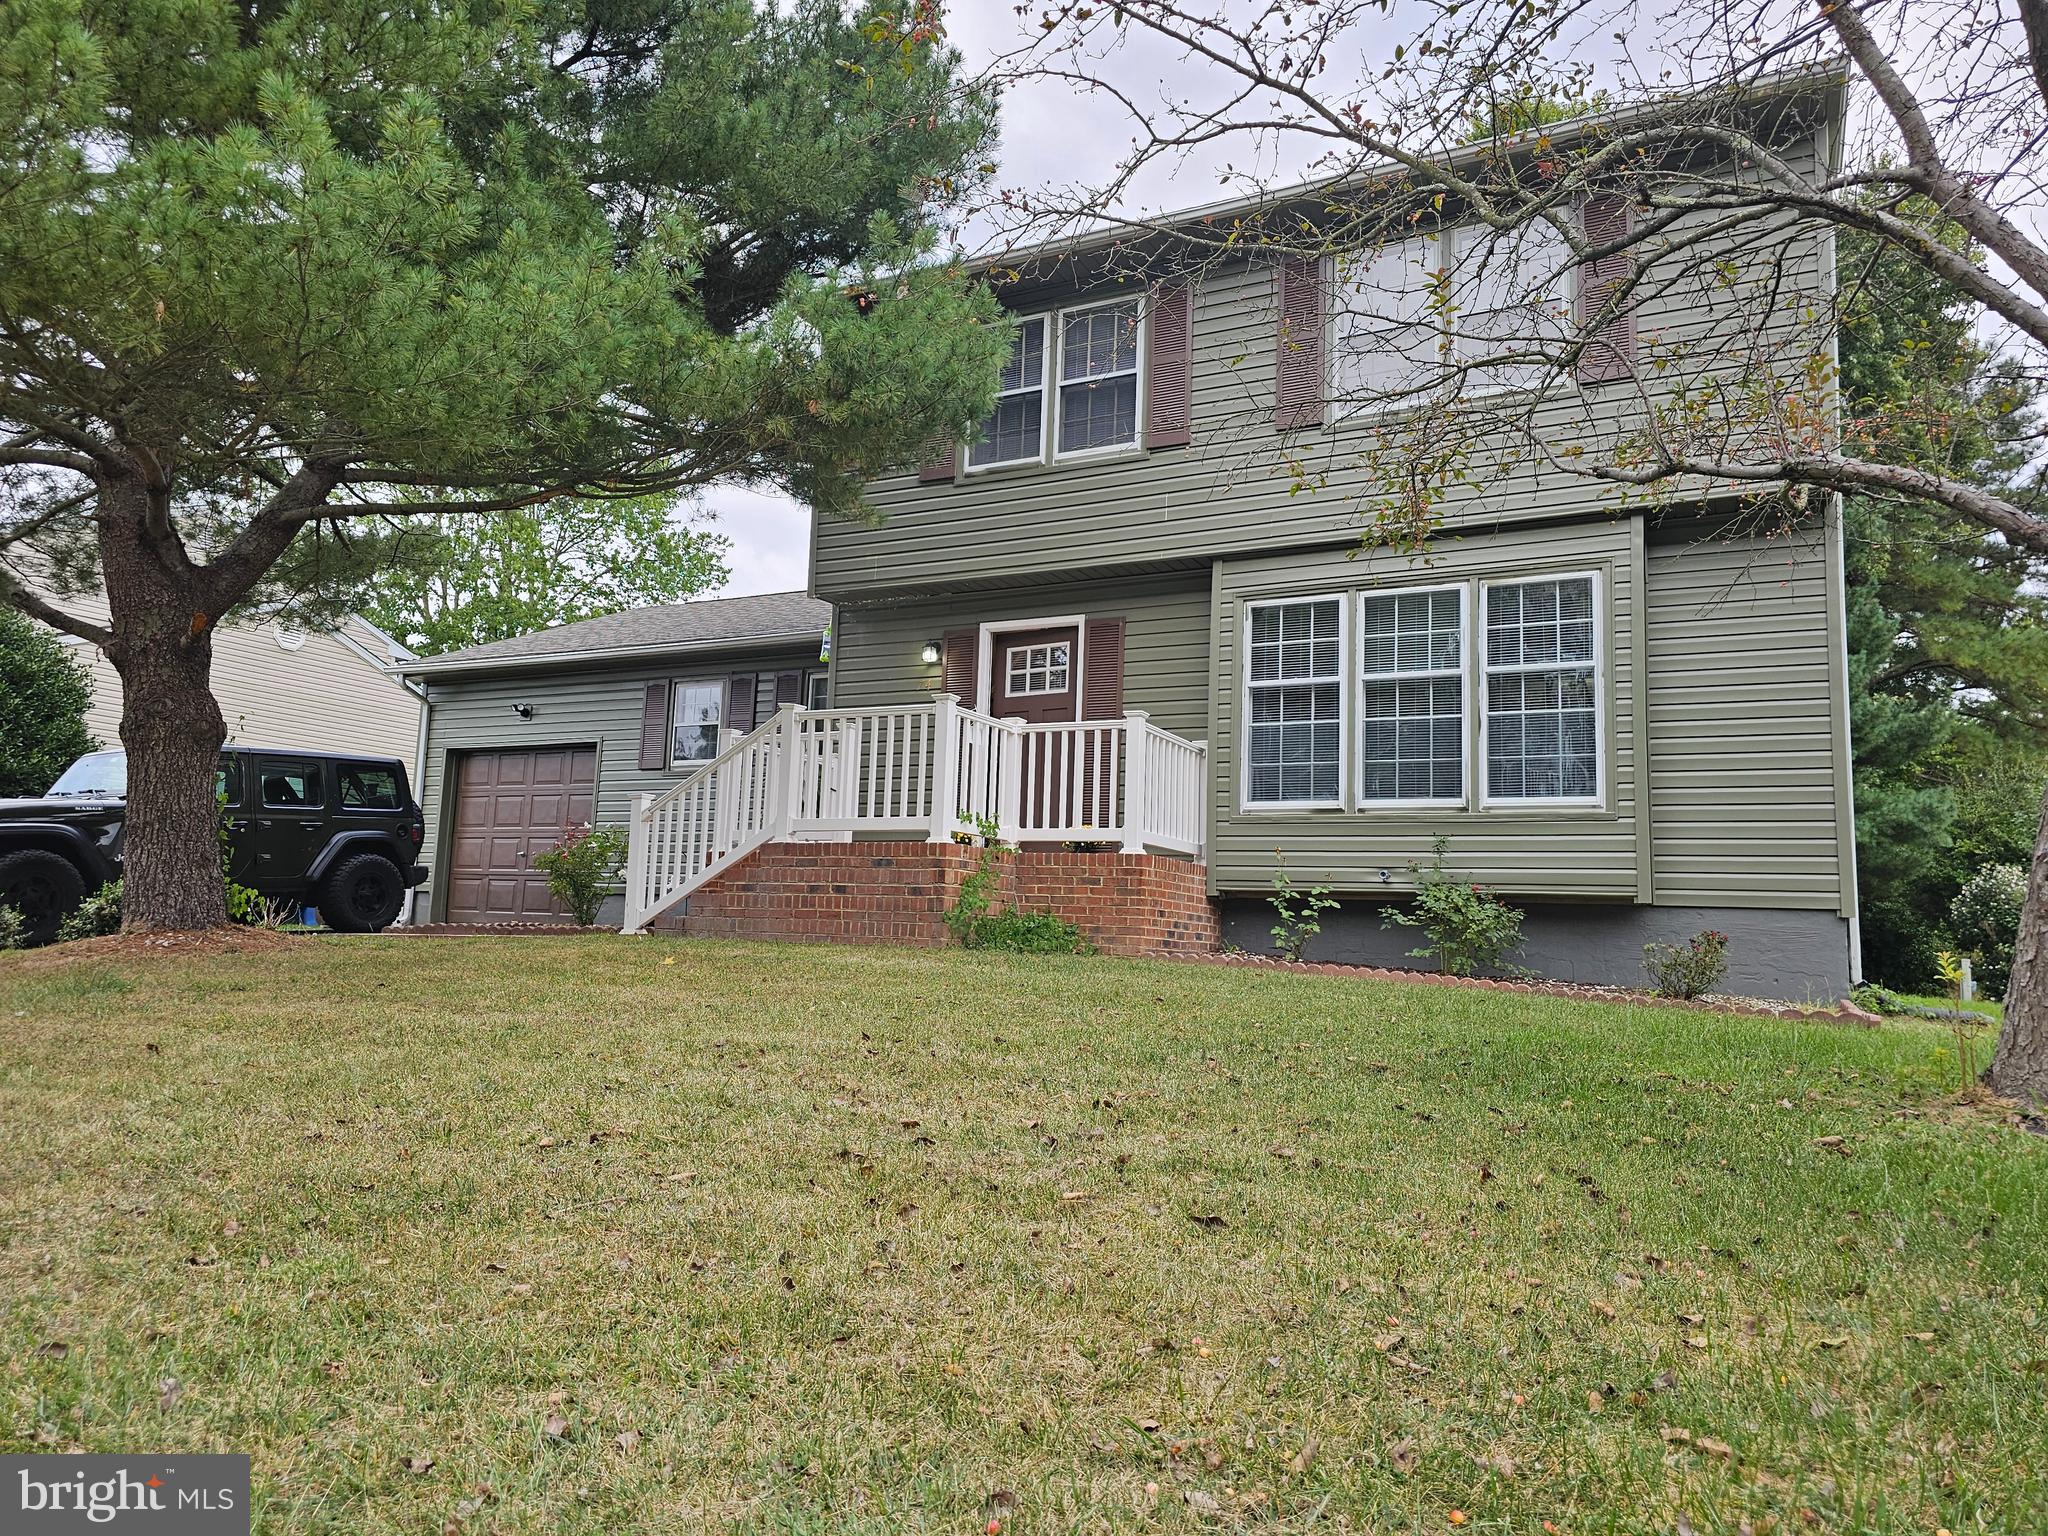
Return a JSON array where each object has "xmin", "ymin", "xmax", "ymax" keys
[{"xmin": 0, "ymin": 937, "xmax": 2041, "ymax": 1533}]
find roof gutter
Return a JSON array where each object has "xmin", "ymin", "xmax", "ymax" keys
[{"xmin": 400, "ymin": 627, "xmax": 828, "ymax": 679}]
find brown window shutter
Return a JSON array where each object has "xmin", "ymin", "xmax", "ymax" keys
[
  {"xmin": 1145, "ymin": 284, "xmax": 1193, "ymax": 448},
  {"xmin": 727, "ymin": 672, "xmax": 758, "ymax": 734},
  {"xmin": 1576, "ymin": 195, "xmax": 1637, "ymax": 384},
  {"xmin": 637, "ymin": 681, "xmax": 669, "ymax": 771},
  {"xmin": 940, "ymin": 628, "xmax": 977, "ymax": 702},
  {"xmin": 773, "ymin": 669, "xmax": 803, "ymax": 709},
  {"xmin": 1273, "ymin": 255, "xmax": 1326, "ymax": 430},
  {"xmin": 1081, "ymin": 617, "xmax": 1126, "ymax": 719},
  {"xmin": 917, "ymin": 436, "xmax": 957, "ymax": 483}
]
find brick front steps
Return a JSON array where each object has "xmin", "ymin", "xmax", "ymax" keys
[{"xmin": 649, "ymin": 840, "xmax": 1219, "ymax": 959}]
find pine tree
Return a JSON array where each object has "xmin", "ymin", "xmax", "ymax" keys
[{"xmin": 0, "ymin": 0, "xmax": 1010, "ymax": 929}]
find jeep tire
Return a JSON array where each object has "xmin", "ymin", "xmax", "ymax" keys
[
  {"xmin": 320, "ymin": 852, "xmax": 405, "ymax": 932},
  {"xmin": 0, "ymin": 848, "xmax": 89, "ymax": 947}
]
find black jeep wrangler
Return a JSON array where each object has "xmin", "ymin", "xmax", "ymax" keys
[{"xmin": 0, "ymin": 746, "xmax": 427, "ymax": 945}]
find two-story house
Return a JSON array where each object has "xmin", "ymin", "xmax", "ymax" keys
[{"xmin": 763, "ymin": 74, "xmax": 1856, "ymax": 997}]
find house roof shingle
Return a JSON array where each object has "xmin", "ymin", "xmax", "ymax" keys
[{"xmin": 401, "ymin": 590, "xmax": 830, "ymax": 676}]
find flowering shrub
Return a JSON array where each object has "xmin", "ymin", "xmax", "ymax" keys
[
  {"xmin": 1382, "ymin": 839, "xmax": 1526, "ymax": 977},
  {"xmin": 1268, "ymin": 852, "xmax": 1338, "ymax": 961},
  {"xmin": 1642, "ymin": 929, "xmax": 1730, "ymax": 1000},
  {"xmin": 1949, "ymin": 863, "xmax": 2025, "ymax": 999},
  {"xmin": 533, "ymin": 823, "xmax": 628, "ymax": 926}
]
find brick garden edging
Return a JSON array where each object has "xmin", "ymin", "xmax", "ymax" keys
[
  {"xmin": 376, "ymin": 922, "xmax": 609, "ymax": 937},
  {"xmin": 1197, "ymin": 952, "xmax": 1882, "ymax": 1025}
]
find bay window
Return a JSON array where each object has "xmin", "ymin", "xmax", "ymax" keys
[
  {"xmin": 1358, "ymin": 586, "xmax": 1465, "ymax": 804},
  {"xmin": 1239, "ymin": 573, "xmax": 1603, "ymax": 811},
  {"xmin": 1483, "ymin": 575, "xmax": 1599, "ymax": 802},
  {"xmin": 1244, "ymin": 597, "xmax": 1345, "ymax": 806}
]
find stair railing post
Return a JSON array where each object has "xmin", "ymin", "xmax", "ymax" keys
[
  {"xmin": 623, "ymin": 792, "xmax": 652, "ymax": 933},
  {"xmin": 997, "ymin": 716, "xmax": 1026, "ymax": 844},
  {"xmin": 774, "ymin": 703, "xmax": 802, "ymax": 839},
  {"xmin": 1120, "ymin": 712, "xmax": 1151, "ymax": 854},
  {"xmin": 928, "ymin": 692, "xmax": 961, "ymax": 843}
]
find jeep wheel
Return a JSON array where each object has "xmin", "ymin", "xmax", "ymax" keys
[
  {"xmin": 0, "ymin": 849, "xmax": 89, "ymax": 947},
  {"xmin": 320, "ymin": 853, "xmax": 405, "ymax": 932}
]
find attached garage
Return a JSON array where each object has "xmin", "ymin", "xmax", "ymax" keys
[
  {"xmin": 402, "ymin": 592, "xmax": 833, "ymax": 926},
  {"xmin": 444, "ymin": 746, "xmax": 596, "ymax": 924}
]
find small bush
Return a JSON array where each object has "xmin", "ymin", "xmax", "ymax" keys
[
  {"xmin": 1381, "ymin": 839, "xmax": 1525, "ymax": 977},
  {"xmin": 532, "ymin": 823, "xmax": 628, "ymax": 926},
  {"xmin": 959, "ymin": 907, "xmax": 1092, "ymax": 955},
  {"xmin": 0, "ymin": 905, "xmax": 22, "ymax": 950},
  {"xmin": 1948, "ymin": 863, "xmax": 2024, "ymax": 999},
  {"xmin": 57, "ymin": 880, "xmax": 122, "ymax": 942},
  {"xmin": 1268, "ymin": 853, "xmax": 1338, "ymax": 962},
  {"xmin": 1642, "ymin": 929, "xmax": 1730, "ymax": 1000}
]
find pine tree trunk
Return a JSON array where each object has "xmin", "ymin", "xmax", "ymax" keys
[
  {"xmin": 99, "ymin": 474, "xmax": 228, "ymax": 933},
  {"xmin": 1989, "ymin": 780, "xmax": 2048, "ymax": 1106}
]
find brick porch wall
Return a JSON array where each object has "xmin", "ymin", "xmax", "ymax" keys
[{"xmin": 650, "ymin": 840, "xmax": 1220, "ymax": 958}]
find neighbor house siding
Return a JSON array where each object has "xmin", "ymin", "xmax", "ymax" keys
[
  {"xmin": 829, "ymin": 571, "xmax": 1213, "ymax": 738},
  {"xmin": 1644, "ymin": 510, "xmax": 1847, "ymax": 911},
  {"xmin": 415, "ymin": 644, "xmax": 819, "ymax": 921},
  {"xmin": 1208, "ymin": 517, "xmax": 1641, "ymax": 899},
  {"xmin": 815, "ymin": 131, "xmax": 1834, "ymax": 601},
  {"xmin": 57, "ymin": 606, "xmax": 421, "ymax": 777}
]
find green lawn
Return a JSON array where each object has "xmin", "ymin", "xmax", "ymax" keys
[{"xmin": 2, "ymin": 936, "xmax": 2042, "ymax": 1535}]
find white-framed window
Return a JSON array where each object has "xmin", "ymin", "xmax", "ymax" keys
[
  {"xmin": 967, "ymin": 315, "xmax": 1048, "ymax": 470},
  {"xmin": 1334, "ymin": 223, "xmax": 1572, "ymax": 401},
  {"xmin": 1244, "ymin": 597, "xmax": 1346, "ymax": 807},
  {"xmin": 670, "ymin": 681, "xmax": 722, "ymax": 768},
  {"xmin": 1057, "ymin": 298, "xmax": 1143, "ymax": 456},
  {"xmin": 1482, "ymin": 573, "xmax": 1600, "ymax": 803},
  {"xmin": 1358, "ymin": 585, "xmax": 1466, "ymax": 805},
  {"xmin": 1005, "ymin": 641, "xmax": 1071, "ymax": 696}
]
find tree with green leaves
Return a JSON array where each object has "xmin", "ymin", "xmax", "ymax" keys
[
  {"xmin": 0, "ymin": 607, "xmax": 97, "ymax": 798},
  {"xmin": 0, "ymin": 0, "xmax": 1009, "ymax": 932},
  {"xmin": 354, "ymin": 496, "xmax": 731, "ymax": 656},
  {"xmin": 1835, "ymin": 211, "xmax": 2048, "ymax": 988}
]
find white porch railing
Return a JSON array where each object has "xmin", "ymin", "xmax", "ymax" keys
[{"xmin": 622, "ymin": 694, "xmax": 1207, "ymax": 934}]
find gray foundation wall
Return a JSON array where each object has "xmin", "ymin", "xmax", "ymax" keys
[{"xmin": 1220, "ymin": 898, "xmax": 1855, "ymax": 1003}]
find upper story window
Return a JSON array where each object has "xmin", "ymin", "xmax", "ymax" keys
[
  {"xmin": 1335, "ymin": 223, "xmax": 1572, "ymax": 400},
  {"xmin": 967, "ymin": 316, "xmax": 1047, "ymax": 470},
  {"xmin": 1058, "ymin": 299, "xmax": 1141, "ymax": 456},
  {"xmin": 966, "ymin": 298, "xmax": 1144, "ymax": 471}
]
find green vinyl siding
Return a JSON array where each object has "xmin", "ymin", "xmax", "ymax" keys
[
  {"xmin": 1209, "ymin": 520, "xmax": 1641, "ymax": 899},
  {"xmin": 817, "ymin": 131, "xmax": 1835, "ymax": 602},
  {"xmin": 1644, "ymin": 512, "xmax": 1847, "ymax": 911},
  {"xmin": 415, "ymin": 643, "xmax": 819, "ymax": 920},
  {"xmin": 829, "ymin": 571, "xmax": 1213, "ymax": 738}
]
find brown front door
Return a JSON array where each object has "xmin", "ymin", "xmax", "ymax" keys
[
  {"xmin": 445, "ymin": 746, "xmax": 597, "ymax": 923},
  {"xmin": 988, "ymin": 627, "xmax": 1079, "ymax": 723}
]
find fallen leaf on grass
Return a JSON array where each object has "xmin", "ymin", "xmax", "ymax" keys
[
  {"xmin": 1814, "ymin": 1335, "xmax": 1850, "ymax": 1350},
  {"xmin": 33, "ymin": 1342, "xmax": 67, "ymax": 1360},
  {"xmin": 614, "ymin": 1430, "xmax": 641, "ymax": 1454},
  {"xmin": 1684, "ymin": 1335, "xmax": 1708, "ymax": 1351},
  {"xmin": 1184, "ymin": 1490, "xmax": 1222, "ymax": 1516},
  {"xmin": 1695, "ymin": 1436, "xmax": 1734, "ymax": 1460},
  {"xmin": 158, "ymin": 1378, "xmax": 182, "ymax": 1412},
  {"xmin": 1189, "ymin": 1213, "xmax": 1228, "ymax": 1228},
  {"xmin": 1812, "ymin": 1135, "xmax": 1850, "ymax": 1156},
  {"xmin": 403, "ymin": 1455, "xmax": 435, "ymax": 1475},
  {"xmin": 1289, "ymin": 1437, "xmax": 1319, "ymax": 1474},
  {"xmin": 542, "ymin": 1414, "xmax": 572, "ymax": 1442},
  {"xmin": 1387, "ymin": 1436, "xmax": 1419, "ymax": 1474}
]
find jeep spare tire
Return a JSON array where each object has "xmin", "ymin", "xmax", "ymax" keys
[
  {"xmin": 320, "ymin": 852, "xmax": 405, "ymax": 932},
  {"xmin": 0, "ymin": 848, "xmax": 88, "ymax": 946}
]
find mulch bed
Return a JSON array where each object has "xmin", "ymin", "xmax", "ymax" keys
[
  {"xmin": 5, "ymin": 927, "xmax": 295, "ymax": 969},
  {"xmin": 1195, "ymin": 952, "xmax": 1883, "ymax": 1026}
]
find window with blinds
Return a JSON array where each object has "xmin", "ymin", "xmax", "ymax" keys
[
  {"xmin": 1359, "ymin": 586, "xmax": 1465, "ymax": 804},
  {"xmin": 1244, "ymin": 597, "xmax": 1345, "ymax": 806},
  {"xmin": 1483, "ymin": 575, "xmax": 1599, "ymax": 801}
]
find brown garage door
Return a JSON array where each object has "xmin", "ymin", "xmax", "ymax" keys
[{"xmin": 446, "ymin": 746, "xmax": 598, "ymax": 923}]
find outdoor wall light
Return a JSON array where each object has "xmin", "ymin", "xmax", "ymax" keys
[
  {"xmin": 511, "ymin": 702, "xmax": 534, "ymax": 720},
  {"xmin": 919, "ymin": 640, "xmax": 942, "ymax": 666}
]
